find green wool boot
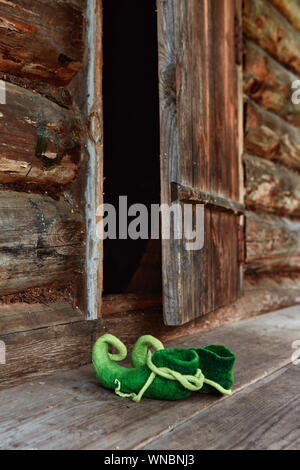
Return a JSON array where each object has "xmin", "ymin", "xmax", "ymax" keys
[
  {"xmin": 193, "ymin": 345, "xmax": 235, "ymax": 394},
  {"xmin": 92, "ymin": 334, "xmax": 235, "ymax": 402}
]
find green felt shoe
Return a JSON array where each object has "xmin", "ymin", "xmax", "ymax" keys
[
  {"xmin": 92, "ymin": 334, "xmax": 235, "ymax": 402},
  {"xmin": 192, "ymin": 345, "xmax": 235, "ymax": 394}
]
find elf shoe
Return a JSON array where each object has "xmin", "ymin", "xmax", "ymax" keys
[
  {"xmin": 92, "ymin": 334, "xmax": 235, "ymax": 402},
  {"xmin": 131, "ymin": 336, "xmax": 235, "ymax": 396},
  {"xmin": 92, "ymin": 333, "xmax": 200, "ymax": 401},
  {"xmin": 192, "ymin": 345, "xmax": 235, "ymax": 394}
]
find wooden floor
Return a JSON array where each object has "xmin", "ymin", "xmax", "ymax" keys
[{"xmin": 0, "ymin": 305, "xmax": 299, "ymax": 450}]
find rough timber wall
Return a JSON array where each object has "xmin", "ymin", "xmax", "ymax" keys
[
  {"xmin": 0, "ymin": 0, "xmax": 86, "ymax": 306},
  {"xmin": 243, "ymin": 0, "xmax": 300, "ymax": 277}
]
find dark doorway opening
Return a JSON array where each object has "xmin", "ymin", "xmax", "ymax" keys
[{"xmin": 102, "ymin": 1, "xmax": 161, "ymax": 296}]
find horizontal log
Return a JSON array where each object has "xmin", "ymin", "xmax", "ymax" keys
[
  {"xmin": 0, "ymin": 191, "xmax": 84, "ymax": 295},
  {"xmin": 0, "ymin": 283, "xmax": 77, "ymax": 307},
  {"xmin": 246, "ymin": 211, "xmax": 300, "ymax": 273},
  {"xmin": 269, "ymin": 0, "xmax": 300, "ymax": 33},
  {"xmin": 245, "ymin": 99, "xmax": 300, "ymax": 171},
  {"xmin": 0, "ymin": 314, "xmax": 98, "ymax": 389},
  {"xmin": 244, "ymin": 153, "xmax": 300, "ymax": 217},
  {"xmin": 0, "ymin": 81, "xmax": 81, "ymax": 185},
  {"xmin": 0, "ymin": 0, "xmax": 84, "ymax": 86},
  {"xmin": 0, "ymin": 301, "xmax": 83, "ymax": 336},
  {"xmin": 243, "ymin": 0, "xmax": 300, "ymax": 77},
  {"xmin": 1, "ymin": 276, "xmax": 300, "ymax": 388},
  {"xmin": 244, "ymin": 41, "xmax": 300, "ymax": 127},
  {"xmin": 0, "ymin": 71, "xmax": 73, "ymax": 109}
]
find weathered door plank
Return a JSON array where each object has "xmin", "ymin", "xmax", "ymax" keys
[{"xmin": 157, "ymin": 0, "xmax": 243, "ymax": 325}]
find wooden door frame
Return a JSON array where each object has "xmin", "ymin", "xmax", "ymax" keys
[
  {"xmin": 84, "ymin": 0, "xmax": 244, "ymax": 322},
  {"xmin": 85, "ymin": 0, "xmax": 104, "ymax": 320}
]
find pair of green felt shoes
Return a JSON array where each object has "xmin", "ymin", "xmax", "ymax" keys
[{"xmin": 92, "ymin": 334, "xmax": 235, "ymax": 402}]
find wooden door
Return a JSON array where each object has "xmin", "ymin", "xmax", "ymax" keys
[{"xmin": 157, "ymin": 0, "xmax": 244, "ymax": 325}]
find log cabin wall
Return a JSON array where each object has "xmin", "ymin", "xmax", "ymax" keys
[
  {"xmin": 0, "ymin": 0, "xmax": 86, "ymax": 307},
  {"xmin": 243, "ymin": 0, "xmax": 300, "ymax": 282},
  {"xmin": 0, "ymin": 0, "xmax": 105, "ymax": 388}
]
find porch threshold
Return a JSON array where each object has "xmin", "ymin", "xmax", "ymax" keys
[{"xmin": 0, "ymin": 305, "xmax": 299, "ymax": 450}]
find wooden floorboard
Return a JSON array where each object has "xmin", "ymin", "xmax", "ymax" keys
[
  {"xmin": 143, "ymin": 365, "xmax": 300, "ymax": 450},
  {"xmin": 0, "ymin": 306, "xmax": 299, "ymax": 450}
]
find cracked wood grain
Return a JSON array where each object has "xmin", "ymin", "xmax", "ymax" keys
[
  {"xmin": 0, "ymin": 0, "xmax": 84, "ymax": 87},
  {"xmin": 0, "ymin": 191, "xmax": 84, "ymax": 294},
  {"xmin": 0, "ymin": 81, "xmax": 81, "ymax": 186}
]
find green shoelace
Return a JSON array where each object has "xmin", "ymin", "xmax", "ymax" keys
[{"xmin": 115, "ymin": 350, "xmax": 232, "ymax": 403}]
